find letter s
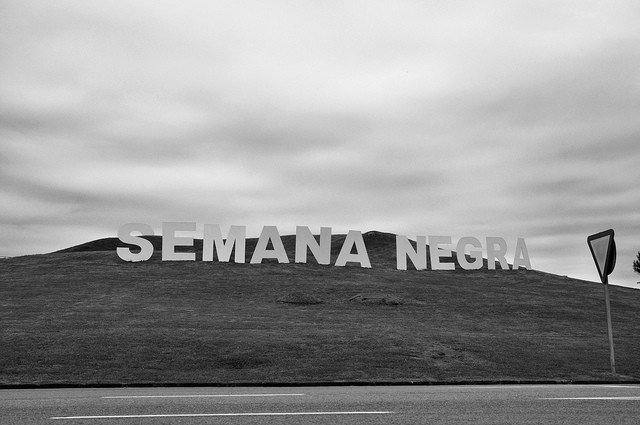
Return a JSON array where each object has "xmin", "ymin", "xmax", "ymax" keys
[{"xmin": 116, "ymin": 223, "xmax": 154, "ymax": 262}]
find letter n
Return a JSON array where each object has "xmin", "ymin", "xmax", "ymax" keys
[
  {"xmin": 396, "ymin": 235, "xmax": 426, "ymax": 270},
  {"xmin": 295, "ymin": 226, "xmax": 331, "ymax": 265}
]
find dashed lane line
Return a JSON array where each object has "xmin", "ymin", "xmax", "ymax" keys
[
  {"xmin": 102, "ymin": 393, "xmax": 306, "ymax": 399},
  {"xmin": 51, "ymin": 411, "xmax": 394, "ymax": 420},
  {"xmin": 542, "ymin": 397, "xmax": 640, "ymax": 400}
]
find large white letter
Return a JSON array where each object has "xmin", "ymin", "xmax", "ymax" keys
[
  {"xmin": 335, "ymin": 230, "xmax": 371, "ymax": 268},
  {"xmin": 456, "ymin": 236, "xmax": 483, "ymax": 270},
  {"xmin": 487, "ymin": 236, "xmax": 509, "ymax": 270},
  {"xmin": 396, "ymin": 235, "xmax": 426, "ymax": 270},
  {"xmin": 117, "ymin": 223, "xmax": 154, "ymax": 262},
  {"xmin": 429, "ymin": 235, "xmax": 455, "ymax": 270},
  {"xmin": 162, "ymin": 222, "xmax": 196, "ymax": 261},
  {"xmin": 203, "ymin": 224, "xmax": 246, "ymax": 263},
  {"xmin": 295, "ymin": 226, "xmax": 331, "ymax": 265},
  {"xmin": 250, "ymin": 226, "xmax": 289, "ymax": 264},
  {"xmin": 512, "ymin": 238, "xmax": 532, "ymax": 270}
]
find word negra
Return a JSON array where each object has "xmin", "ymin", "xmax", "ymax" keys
[{"xmin": 117, "ymin": 223, "xmax": 531, "ymax": 271}]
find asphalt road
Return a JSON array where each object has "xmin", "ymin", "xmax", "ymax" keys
[{"xmin": 2, "ymin": 384, "xmax": 639, "ymax": 424}]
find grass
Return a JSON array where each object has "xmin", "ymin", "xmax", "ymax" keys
[{"xmin": 1, "ymin": 232, "xmax": 639, "ymax": 386}]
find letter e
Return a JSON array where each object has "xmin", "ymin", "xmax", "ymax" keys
[
  {"xmin": 162, "ymin": 222, "xmax": 196, "ymax": 261},
  {"xmin": 429, "ymin": 235, "xmax": 455, "ymax": 270}
]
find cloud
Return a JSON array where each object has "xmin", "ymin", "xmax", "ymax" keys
[{"xmin": 1, "ymin": 0, "xmax": 639, "ymax": 286}]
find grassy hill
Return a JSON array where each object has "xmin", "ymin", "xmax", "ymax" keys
[{"xmin": 1, "ymin": 231, "xmax": 639, "ymax": 386}]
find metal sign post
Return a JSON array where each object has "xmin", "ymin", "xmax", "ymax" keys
[
  {"xmin": 602, "ymin": 279, "xmax": 616, "ymax": 374},
  {"xmin": 587, "ymin": 229, "xmax": 617, "ymax": 374}
]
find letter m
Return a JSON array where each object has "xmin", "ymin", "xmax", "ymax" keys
[{"xmin": 203, "ymin": 224, "xmax": 246, "ymax": 263}]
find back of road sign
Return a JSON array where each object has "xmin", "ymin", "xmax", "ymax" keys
[{"xmin": 587, "ymin": 229, "xmax": 616, "ymax": 284}]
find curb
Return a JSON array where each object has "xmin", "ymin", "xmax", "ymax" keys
[{"xmin": 3, "ymin": 379, "xmax": 640, "ymax": 390}]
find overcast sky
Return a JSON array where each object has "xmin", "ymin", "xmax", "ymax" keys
[{"xmin": 1, "ymin": 1, "xmax": 639, "ymax": 287}]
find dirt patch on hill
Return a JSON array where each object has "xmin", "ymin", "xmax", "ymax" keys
[
  {"xmin": 349, "ymin": 293, "xmax": 402, "ymax": 305},
  {"xmin": 277, "ymin": 292, "xmax": 324, "ymax": 305}
]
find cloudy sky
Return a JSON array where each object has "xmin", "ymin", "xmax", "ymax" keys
[{"xmin": 1, "ymin": 1, "xmax": 639, "ymax": 287}]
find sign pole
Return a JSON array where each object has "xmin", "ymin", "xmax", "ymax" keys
[
  {"xmin": 603, "ymin": 279, "xmax": 616, "ymax": 374},
  {"xmin": 586, "ymin": 229, "xmax": 617, "ymax": 375}
]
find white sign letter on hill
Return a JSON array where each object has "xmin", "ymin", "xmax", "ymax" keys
[
  {"xmin": 487, "ymin": 236, "xmax": 509, "ymax": 270},
  {"xmin": 429, "ymin": 235, "xmax": 455, "ymax": 270},
  {"xmin": 295, "ymin": 226, "xmax": 331, "ymax": 265},
  {"xmin": 162, "ymin": 222, "xmax": 196, "ymax": 261},
  {"xmin": 335, "ymin": 230, "xmax": 371, "ymax": 268},
  {"xmin": 396, "ymin": 235, "xmax": 427, "ymax": 270},
  {"xmin": 456, "ymin": 236, "xmax": 483, "ymax": 270},
  {"xmin": 203, "ymin": 224, "xmax": 246, "ymax": 263},
  {"xmin": 250, "ymin": 226, "xmax": 289, "ymax": 264},
  {"xmin": 117, "ymin": 223, "xmax": 154, "ymax": 262},
  {"xmin": 512, "ymin": 238, "xmax": 531, "ymax": 270}
]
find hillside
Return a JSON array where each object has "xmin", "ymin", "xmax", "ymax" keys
[{"xmin": 1, "ymin": 232, "xmax": 639, "ymax": 386}]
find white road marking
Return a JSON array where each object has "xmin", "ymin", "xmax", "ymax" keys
[
  {"xmin": 542, "ymin": 397, "xmax": 640, "ymax": 400},
  {"xmin": 102, "ymin": 393, "xmax": 305, "ymax": 399},
  {"xmin": 51, "ymin": 411, "xmax": 394, "ymax": 420},
  {"xmin": 463, "ymin": 385, "xmax": 551, "ymax": 389},
  {"xmin": 464, "ymin": 384, "xmax": 635, "ymax": 389}
]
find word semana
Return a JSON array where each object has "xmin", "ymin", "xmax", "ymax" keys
[{"xmin": 117, "ymin": 223, "xmax": 531, "ymax": 271}]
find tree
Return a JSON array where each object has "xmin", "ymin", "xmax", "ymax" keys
[{"xmin": 634, "ymin": 251, "xmax": 640, "ymax": 275}]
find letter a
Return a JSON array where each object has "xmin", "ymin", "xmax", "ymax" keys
[
  {"xmin": 250, "ymin": 226, "xmax": 290, "ymax": 264},
  {"xmin": 512, "ymin": 238, "xmax": 532, "ymax": 270},
  {"xmin": 335, "ymin": 230, "xmax": 371, "ymax": 268}
]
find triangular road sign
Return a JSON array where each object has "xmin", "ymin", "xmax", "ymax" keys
[{"xmin": 587, "ymin": 229, "xmax": 616, "ymax": 284}]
